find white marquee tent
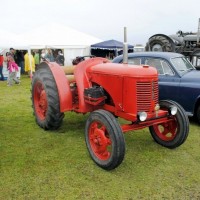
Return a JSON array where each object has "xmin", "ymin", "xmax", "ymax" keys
[
  {"xmin": 17, "ymin": 23, "xmax": 102, "ymax": 65},
  {"xmin": 0, "ymin": 30, "xmax": 31, "ymax": 79},
  {"xmin": 0, "ymin": 30, "xmax": 29, "ymax": 50}
]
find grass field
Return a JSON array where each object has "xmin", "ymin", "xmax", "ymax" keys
[{"xmin": 0, "ymin": 75, "xmax": 200, "ymax": 200}]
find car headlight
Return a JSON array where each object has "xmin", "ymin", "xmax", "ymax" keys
[
  {"xmin": 137, "ymin": 112, "xmax": 147, "ymax": 121},
  {"xmin": 169, "ymin": 106, "xmax": 177, "ymax": 115}
]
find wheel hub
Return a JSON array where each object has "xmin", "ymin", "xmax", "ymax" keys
[
  {"xmin": 152, "ymin": 44, "xmax": 163, "ymax": 51},
  {"xmin": 39, "ymin": 90, "xmax": 47, "ymax": 112},
  {"xmin": 89, "ymin": 122, "xmax": 111, "ymax": 160},
  {"xmin": 34, "ymin": 82, "xmax": 48, "ymax": 120}
]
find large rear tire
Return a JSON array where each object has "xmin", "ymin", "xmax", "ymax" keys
[
  {"xmin": 145, "ymin": 35, "xmax": 174, "ymax": 52},
  {"xmin": 85, "ymin": 110, "xmax": 125, "ymax": 170},
  {"xmin": 149, "ymin": 100, "xmax": 189, "ymax": 149},
  {"xmin": 31, "ymin": 67, "xmax": 64, "ymax": 130}
]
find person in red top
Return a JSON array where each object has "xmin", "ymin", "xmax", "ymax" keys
[{"xmin": 0, "ymin": 53, "xmax": 4, "ymax": 81}]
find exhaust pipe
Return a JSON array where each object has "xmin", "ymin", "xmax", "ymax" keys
[
  {"xmin": 197, "ymin": 18, "xmax": 200, "ymax": 44},
  {"xmin": 123, "ymin": 27, "xmax": 128, "ymax": 64}
]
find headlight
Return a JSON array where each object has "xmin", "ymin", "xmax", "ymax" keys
[
  {"xmin": 137, "ymin": 112, "xmax": 147, "ymax": 121},
  {"xmin": 170, "ymin": 106, "xmax": 177, "ymax": 115}
]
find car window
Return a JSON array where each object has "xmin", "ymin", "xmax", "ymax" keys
[
  {"xmin": 171, "ymin": 57, "xmax": 194, "ymax": 75},
  {"xmin": 145, "ymin": 58, "xmax": 174, "ymax": 75},
  {"xmin": 162, "ymin": 61, "xmax": 174, "ymax": 75},
  {"xmin": 145, "ymin": 59, "xmax": 164, "ymax": 74},
  {"xmin": 128, "ymin": 58, "xmax": 141, "ymax": 65}
]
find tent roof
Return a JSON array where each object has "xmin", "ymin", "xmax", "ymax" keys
[
  {"xmin": 91, "ymin": 39, "xmax": 133, "ymax": 50},
  {"xmin": 17, "ymin": 23, "xmax": 102, "ymax": 49},
  {"xmin": 0, "ymin": 30, "xmax": 29, "ymax": 50}
]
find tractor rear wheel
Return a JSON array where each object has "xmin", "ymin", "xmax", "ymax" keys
[
  {"xmin": 145, "ymin": 35, "xmax": 174, "ymax": 52},
  {"xmin": 85, "ymin": 109, "xmax": 125, "ymax": 170},
  {"xmin": 31, "ymin": 67, "xmax": 64, "ymax": 130},
  {"xmin": 149, "ymin": 100, "xmax": 189, "ymax": 149}
]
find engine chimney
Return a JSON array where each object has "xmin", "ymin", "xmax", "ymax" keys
[{"xmin": 197, "ymin": 18, "xmax": 200, "ymax": 44}]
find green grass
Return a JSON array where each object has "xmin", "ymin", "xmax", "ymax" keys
[{"xmin": 0, "ymin": 75, "xmax": 200, "ymax": 200}]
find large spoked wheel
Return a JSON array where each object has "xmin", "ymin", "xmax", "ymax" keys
[
  {"xmin": 149, "ymin": 100, "xmax": 189, "ymax": 149},
  {"xmin": 145, "ymin": 35, "xmax": 175, "ymax": 52},
  {"xmin": 85, "ymin": 110, "xmax": 125, "ymax": 170},
  {"xmin": 31, "ymin": 67, "xmax": 64, "ymax": 130}
]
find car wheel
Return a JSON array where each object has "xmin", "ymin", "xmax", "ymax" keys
[{"xmin": 196, "ymin": 105, "xmax": 200, "ymax": 124}]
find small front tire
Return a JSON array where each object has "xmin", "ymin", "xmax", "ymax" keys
[
  {"xmin": 85, "ymin": 110, "xmax": 125, "ymax": 170},
  {"xmin": 149, "ymin": 100, "xmax": 189, "ymax": 149}
]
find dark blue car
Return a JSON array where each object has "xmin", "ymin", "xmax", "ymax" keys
[{"xmin": 113, "ymin": 52, "xmax": 200, "ymax": 124}]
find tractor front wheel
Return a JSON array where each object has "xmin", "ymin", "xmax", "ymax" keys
[
  {"xmin": 31, "ymin": 67, "xmax": 64, "ymax": 130},
  {"xmin": 149, "ymin": 100, "xmax": 189, "ymax": 149},
  {"xmin": 85, "ymin": 110, "xmax": 125, "ymax": 170}
]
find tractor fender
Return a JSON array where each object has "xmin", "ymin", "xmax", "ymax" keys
[
  {"xmin": 37, "ymin": 62, "xmax": 72, "ymax": 112},
  {"xmin": 149, "ymin": 33, "xmax": 175, "ymax": 45},
  {"xmin": 148, "ymin": 33, "xmax": 176, "ymax": 52},
  {"xmin": 74, "ymin": 57, "xmax": 109, "ymax": 113}
]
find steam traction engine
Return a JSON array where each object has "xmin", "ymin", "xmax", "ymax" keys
[{"xmin": 31, "ymin": 57, "xmax": 189, "ymax": 170}]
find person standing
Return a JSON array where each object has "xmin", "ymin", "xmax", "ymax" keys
[
  {"xmin": 17, "ymin": 50, "xmax": 25, "ymax": 74},
  {"xmin": 44, "ymin": 49, "xmax": 54, "ymax": 62},
  {"xmin": 34, "ymin": 50, "xmax": 40, "ymax": 68},
  {"xmin": 24, "ymin": 51, "xmax": 35, "ymax": 77},
  {"xmin": 40, "ymin": 49, "xmax": 46, "ymax": 62},
  {"xmin": 55, "ymin": 50, "xmax": 65, "ymax": 66},
  {"xmin": 8, "ymin": 47, "xmax": 15, "ymax": 60},
  {"xmin": 0, "ymin": 53, "xmax": 4, "ymax": 81}
]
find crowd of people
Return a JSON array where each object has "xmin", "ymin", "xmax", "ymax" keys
[{"xmin": 0, "ymin": 48, "xmax": 65, "ymax": 86}]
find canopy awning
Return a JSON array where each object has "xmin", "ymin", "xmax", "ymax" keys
[{"xmin": 91, "ymin": 39, "xmax": 133, "ymax": 50}]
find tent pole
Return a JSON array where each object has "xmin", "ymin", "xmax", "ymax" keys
[{"xmin": 28, "ymin": 48, "xmax": 32, "ymax": 79}]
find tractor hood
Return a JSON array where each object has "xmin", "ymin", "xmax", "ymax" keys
[{"xmin": 88, "ymin": 63, "xmax": 158, "ymax": 78}]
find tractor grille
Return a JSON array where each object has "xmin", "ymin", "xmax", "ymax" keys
[{"xmin": 136, "ymin": 81, "xmax": 158, "ymax": 112}]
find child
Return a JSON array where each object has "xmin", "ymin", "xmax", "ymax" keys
[{"xmin": 7, "ymin": 56, "xmax": 20, "ymax": 86}]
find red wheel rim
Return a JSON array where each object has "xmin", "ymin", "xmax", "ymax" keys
[
  {"xmin": 88, "ymin": 121, "xmax": 112, "ymax": 160},
  {"xmin": 33, "ymin": 81, "xmax": 48, "ymax": 120},
  {"xmin": 153, "ymin": 117, "xmax": 178, "ymax": 141}
]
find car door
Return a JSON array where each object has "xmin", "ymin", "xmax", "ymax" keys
[{"xmin": 144, "ymin": 58, "xmax": 181, "ymax": 103}]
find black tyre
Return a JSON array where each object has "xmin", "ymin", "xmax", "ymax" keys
[
  {"xmin": 195, "ymin": 105, "xmax": 200, "ymax": 124},
  {"xmin": 31, "ymin": 67, "xmax": 64, "ymax": 130},
  {"xmin": 145, "ymin": 35, "xmax": 175, "ymax": 52},
  {"xmin": 85, "ymin": 109, "xmax": 125, "ymax": 170},
  {"xmin": 149, "ymin": 100, "xmax": 189, "ymax": 149}
]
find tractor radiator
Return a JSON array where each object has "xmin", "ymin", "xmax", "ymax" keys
[{"xmin": 136, "ymin": 81, "xmax": 158, "ymax": 112}]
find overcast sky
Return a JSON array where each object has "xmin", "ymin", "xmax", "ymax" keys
[{"xmin": 1, "ymin": 0, "xmax": 200, "ymax": 46}]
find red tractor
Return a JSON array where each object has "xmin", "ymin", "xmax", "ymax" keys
[{"xmin": 31, "ymin": 57, "xmax": 189, "ymax": 170}]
